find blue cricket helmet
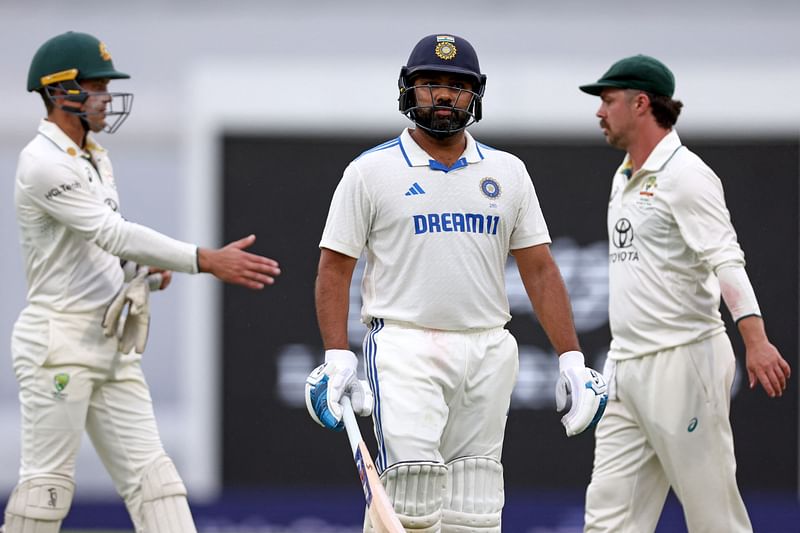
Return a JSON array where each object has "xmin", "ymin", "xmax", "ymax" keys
[{"xmin": 398, "ymin": 34, "xmax": 487, "ymax": 136}]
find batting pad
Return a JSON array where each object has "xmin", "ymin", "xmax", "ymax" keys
[
  {"xmin": 139, "ymin": 455, "xmax": 197, "ymax": 533},
  {"xmin": 442, "ymin": 456, "xmax": 504, "ymax": 532},
  {"xmin": 378, "ymin": 461, "xmax": 447, "ymax": 532},
  {"xmin": 3, "ymin": 475, "xmax": 74, "ymax": 533}
]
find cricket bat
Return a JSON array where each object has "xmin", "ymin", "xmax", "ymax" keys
[{"xmin": 341, "ymin": 396, "xmax": 405, "ymax": 533}]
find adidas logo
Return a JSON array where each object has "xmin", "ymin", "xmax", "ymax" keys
[{"xmin": 405, "ymin": 182, "xmax": 426, "ymax": 196}]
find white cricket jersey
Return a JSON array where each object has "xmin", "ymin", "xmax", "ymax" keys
[
  {"xmin": 607, "ymin": 129, "xmax": 745, "ymax": 359},
  {"xmin": 14, "ymin": 119, "xmax": 199, "ymax": 313},
  {"xmin": 320, "ymin": 128, "xmax": 551, "ymax": 331}
]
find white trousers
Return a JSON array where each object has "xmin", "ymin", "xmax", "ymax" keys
[
  {"xmin": 9, "ymin": 305, "xmax": 167, "ymax": 523},
  {"xmin": 362, "ymin": 319, "xmax": 519, "ymax": 472},
  {"xmin": 585, "ymin": 332, "xmax": 752, "ymax": 533}
]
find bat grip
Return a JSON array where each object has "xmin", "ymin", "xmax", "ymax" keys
[{"xmin": 341, "ymin": 396, "xmax": 362, "ymax": 454}]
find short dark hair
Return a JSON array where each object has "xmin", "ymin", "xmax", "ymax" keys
[
  {"xmin": 647, "ymin": 92, "xmax": 683, "ymax": 128},
  {"xmin": 39, "ymin": 90, "xmax": 54, "ymax": 113}
]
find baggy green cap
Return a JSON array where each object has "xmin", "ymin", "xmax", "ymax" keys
[
  {"xmin": 579, "ymin": 54, "xmax": 674, "ymax": 97},
  {"xmin": 27, "ymin": 31, "xmax": 129, "ymax": 92}
]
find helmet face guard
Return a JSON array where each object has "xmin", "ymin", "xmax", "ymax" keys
[
  {"xmin": 43, "ymin": 79, "xmax": 133, "ymax": 133},
  {"xmin": 28, "ymin": 32, "xmax": 133, "ymax": 133},
  {"xmin": 398, "ymin": 34, "xmax": 486, "ymax": 138},
  {"xmin": 399, "ymin": 74, "xmax": 485, "ymax": 138}
]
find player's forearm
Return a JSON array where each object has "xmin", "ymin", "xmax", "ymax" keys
[
  {"xmin": 315, "ymin": 249, "xmax": 357, "ymax": 349},
  {"xmin": 737, "ymin": 315, "xmax": 769, "ymax": 349},
  {"xmin": 531, "ymin": 273, "xmax": 581, "ymax": 354},
  {"xmin": 514, "ymin": 245, "xmax": 580, "ymax": 354}
]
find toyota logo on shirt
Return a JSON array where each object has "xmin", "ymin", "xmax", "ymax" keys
[{"xmin": 612, "ymin": 218, "xmax": 634, "ymax": 248}]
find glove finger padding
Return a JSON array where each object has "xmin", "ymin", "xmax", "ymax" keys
[
  {"xmin": 347, "ymin": 379, "xmax": 374, "ymax": 417},
  {"xmin": 305, "ymin": 363, "xmax": 345, "ymax": 431},
  {"xmin": 122, "ymin": 271, "xmax": 150, "ymax": 354},
  {"xmin": 556, "ymin": 351, "xmax": 608, "ymax": 437},
  {"xmin": 304, "ymin": 349, "xmax": 363, "ymax": 431},
  {"xmin": 119, "ymin": 309, "xmax": 150, "ymax": 354},
  {"xmin": 102, "ymin": 287, "xmax": 128, "ymax": 338}
]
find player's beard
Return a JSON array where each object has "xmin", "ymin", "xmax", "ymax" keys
[{"xmin": 415, "ymin": 106, "xmax": 470, "ymax": 138}]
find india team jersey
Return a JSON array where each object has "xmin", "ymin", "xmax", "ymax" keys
[
  {"xmin": 607, "ymin": 130, "xmax": 745, "ymax": 359},
  {"xmin": 320, "ymin": 128, "xmax": 551, "ymax": 331},
  {"xmin": 14, "ymin": 119, "xmax": 198, "ymax": 313}
]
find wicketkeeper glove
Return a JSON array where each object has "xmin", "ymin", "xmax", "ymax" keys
[
  {"xmin": 102, "ymin": 268, "xmax": 153, "ymax": 354},
  {"xmin": 555, "ymin": 351, "xmax": 608, "ymax": 437},
  {"xmin": 305, "ymin": 349, "xmax": 374, "ymax": 431}
]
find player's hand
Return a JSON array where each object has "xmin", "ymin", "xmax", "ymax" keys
[
  {"xmin": 305, "ymin": 349, "xmax": 373, "ymax": 431},
  {"xmin": 145, "ymin": 268, "xmax": 171, "ymax": 291},
  {"xmin": 555, "ymin": 351, "xmax": 608, "ymax": 437},
  {"xmin": 745, "ymin": 339, "xmax": 791, "ymax": 398},
  {"xmin": 198, "ymin": 234, "xmax": 281, "ymax": 290}
]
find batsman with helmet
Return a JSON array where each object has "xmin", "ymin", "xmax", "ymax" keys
[
  {"xmin": 305, "ymin": 33, "xmax": 607, "ymax": 531},
  {"xmin": 2, "ymin": 31, "xmax": 280, "ymax": 533}
]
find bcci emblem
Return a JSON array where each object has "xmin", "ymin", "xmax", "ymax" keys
[
  {"xmin": 434, "ymin": 35, "xmax": 457, "ymax": 60},
  {"xmin": 53, "ymin": 373, "xmax": 70, "ymax": 399},
  {"xmin": 480, "ymin": 177, "xmax": 501, "ymax": 199}
]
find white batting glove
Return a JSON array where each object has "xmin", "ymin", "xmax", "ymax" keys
[
  {"xmin": 305, "ymin": 349, "xmax": 374, "ymax": 431},
  {"xmin": 556, "ymin": 351, "xmax": 608, "ymax": 437},
  {"xmin": 118, "ymin": 269, "xmax": 151, "ymax": 354},
  {"xmin": 102, "ymin": 269, "xmax": 152, "ymax": 354}
]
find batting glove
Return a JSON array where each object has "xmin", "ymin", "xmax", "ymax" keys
[
  {"xmin": 556, "ymin": 351, "xmax": 608, "ymax": 437},
  {"xmin": 305, "ymin": 349, "xmax": 374, "ymax": 431},
  {"xmin": 118, "ymin": 269, "xmax": 151, "ymax": 354},
  {"xmin": 102, "ymin": 268, "xmax": 153, "ymax": 354}
]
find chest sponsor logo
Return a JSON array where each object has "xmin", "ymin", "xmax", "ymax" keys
[
  {"xmin": 610, "ymin": 217, "xmax": 638, "ymax": 263},
  {"xmin": 413, "ymin": 212, "xmax": 500, "ymax": 235}
]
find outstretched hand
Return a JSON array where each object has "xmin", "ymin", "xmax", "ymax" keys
[{"xmin": 198, "ymin": 234, "xmax": 281, "ymax": 289}]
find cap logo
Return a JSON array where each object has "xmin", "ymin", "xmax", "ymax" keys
[
  {"xmin": 98, "ymin": 41, "xmax": 112, "ymax": 61},
  {"xmin": 435, "ymin": 35, "xmax": 457, "ymax": 61}
]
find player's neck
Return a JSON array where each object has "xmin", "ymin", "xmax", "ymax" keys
[
  {"xmin": 627, "ymin": 125, "xmax": 670, "ymax": 173},
  {"xmin": 48, "ymin": 112, "xmax": 88, "ymax": 148},
  {"xmin": 410, "ymin": 128, "xmax": 467, "ymax": 168}
]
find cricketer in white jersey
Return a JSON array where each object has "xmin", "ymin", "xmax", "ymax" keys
[
  {"xmin": 580, "ymin": 54, "xmax": 790, "ymax": 533},
  {"xmin": 306, "ymin": 33, "xmax": 606, "ymax": 533},
  {"xmin": 4, "ymin": 31, "xmax": 280, "ymax": 533},
  {"xmin": 320, "ymin": 128, "xmax": 550, "ymax": 331}
]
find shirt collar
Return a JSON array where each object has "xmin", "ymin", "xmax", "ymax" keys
[
  {"xmin": 37, "ymin": 118, "xmax": 106, "ymax": 159},
  {"xmin": 398, "ymin": 128, "xmax": 484, "ymax": 172},
  {"xmin": 620, "ymin": 129, "xmax": 683, "ymax": 177}
]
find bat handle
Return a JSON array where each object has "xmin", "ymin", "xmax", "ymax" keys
[{"xmin": 340, "ymin": 396, "xmax": 362, "ymax": 454}]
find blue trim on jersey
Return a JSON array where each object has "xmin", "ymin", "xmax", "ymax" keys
[
  {"xmin": 364, "ymin": 318, "xmax": 387, "ymax": 471},
  {"xmin": 428, "ymin": 157, "xmax": 467, "ymax": 173},
  {"xmin": 356, "ymin": 138, "xmax": 400, "ymax": 160},
  {"xmin": 397, "ymin": 137, "xmax": 413, "ymax": 167},
  {"xmin": 476, "ymin": 141, "xmax": 496, "ymax": 153}
]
